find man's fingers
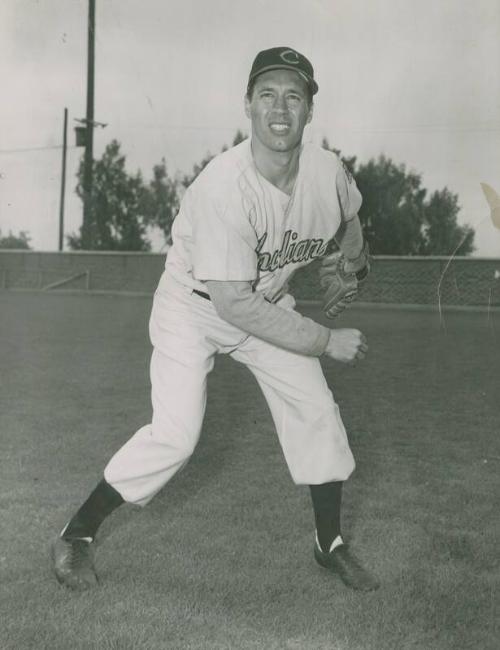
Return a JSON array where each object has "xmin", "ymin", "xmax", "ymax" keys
[
  {"xmin": 356, "ymin": 332, "xmax": 368, "ymax": 355},
  {"xmin": 324, "ymin": 328, "xmax": 369, "ymax": 364},
  {"xmin": 354, "ymin": 333, "xmax": 368, "ymax": 361}
]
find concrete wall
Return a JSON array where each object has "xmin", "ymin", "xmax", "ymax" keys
[
  {"xmin": 0, "ymin": 250, "xmax": 165, "ymax": 293},
  {"xmin": 1, "ymin": 250, "xmax": 500, "ymax": 306}
]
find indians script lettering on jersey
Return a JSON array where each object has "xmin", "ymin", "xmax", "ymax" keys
[
  {"xmin": 256, "ymin": 230, "xmax": 330, "ymax": 272},
  {"xmin": 164, "ymin": 139, "xmax": 362, "ymax": 296}
]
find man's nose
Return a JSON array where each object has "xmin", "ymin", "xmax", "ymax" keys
[{"xmin": 273, "ymin": 94, "xmax": 288, "ymax": 112}]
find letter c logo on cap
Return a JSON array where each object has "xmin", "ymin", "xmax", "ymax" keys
[{"xmin": 280, "ymin": 50, "xmax": 300, "ymax": 65}]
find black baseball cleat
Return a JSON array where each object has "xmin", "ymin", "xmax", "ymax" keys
[
  {"xmin": 51, "ymin": 536, "xmax": 98, "ymax": 590},
  {"xmin": 314, "ymin": 543, "xmax": 380, "ymax": 591}
]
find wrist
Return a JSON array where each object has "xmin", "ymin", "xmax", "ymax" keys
[
  {"xmin": 343, "ymin": 241, "xmax": 370, "ymax": 280},
  {"xmin": 316, "ymin": 326, "xmax": 332, "ymax": 357},
  {"xmin": 324, "ymin": 329, "xmax": 335, "ymax": 353}
]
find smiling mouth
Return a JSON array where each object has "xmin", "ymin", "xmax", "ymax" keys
[{"xmin": 269, "ymin": 123, "xmax": 291, "ymax": 135}]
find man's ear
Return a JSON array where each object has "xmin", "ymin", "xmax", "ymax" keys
[
  {"xmin": 306, "ymin": 102, "xmax": 314, "ymax": 124},
  {"xmin": 244, "ymin": 94, "xmax": 251, "ymax": 119}
]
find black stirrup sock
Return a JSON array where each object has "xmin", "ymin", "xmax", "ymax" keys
[
  {"xmin": 309, "ymin": 481, "xmax": 343, "ymax": 553},
  {"xmin": 62, "ymin": 478, "xmax": 125, "ymax": 540}
]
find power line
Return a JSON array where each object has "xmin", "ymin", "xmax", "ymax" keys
[
  {"xmin": 0, "ymin": 145, "xmax": 78, "ymax": 155},
  {"xmin": 320, "ymin": 124, "xmax": 500, "ymax": 135}
]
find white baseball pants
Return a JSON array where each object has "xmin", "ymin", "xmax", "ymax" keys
[{"xmin": 104, "ymin": 272, "xmax": 355, "ymax": 505}]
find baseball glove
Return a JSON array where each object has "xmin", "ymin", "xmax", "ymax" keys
[{"xmin": 319, "ymin": 243, "xmax": 370, "ymax": 319}]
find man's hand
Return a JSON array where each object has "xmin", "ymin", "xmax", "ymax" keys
[{"xmin": 324, "ymin": 328, "xmax": 368, "ymax": 363}]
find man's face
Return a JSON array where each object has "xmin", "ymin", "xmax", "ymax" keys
[{"xmin": 245, "ymin": 69, "xmax": 313, "ymax": 154}]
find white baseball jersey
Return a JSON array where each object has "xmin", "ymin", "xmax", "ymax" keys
[{"xmin": 165, "ymin": 139, "xmax": 362, "ymax": 303}]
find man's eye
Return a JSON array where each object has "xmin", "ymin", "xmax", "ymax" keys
[{"xmin": 287, "ymin": 94, "xmax": 301, "ymax": 103}]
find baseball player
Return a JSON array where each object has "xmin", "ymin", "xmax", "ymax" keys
[{"xmin": 52, "ymin": 47, "xmax": 379, "ymax": 592}]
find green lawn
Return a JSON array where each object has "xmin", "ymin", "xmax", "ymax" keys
[{"xmin": 0, "ymin": 292, "xmax": 499, "ymax": 650}]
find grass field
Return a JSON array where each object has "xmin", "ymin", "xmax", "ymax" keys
[{"xmin": 1, "ymin": 291, "xmax": 499, "ymax": 650}]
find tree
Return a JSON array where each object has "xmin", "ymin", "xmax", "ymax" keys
[
  {"xmin": 0, "ymin": 230, "xmax": 31, "ymax": 249},
  {"xmin": 322, "ymin": 142, "xmax": 475, "ymax": 255},
  {"xmin": 420, "ymin": 187, "xmax": 474, "ymax": 255},
  {"xmin": 69, "ymin": 140, "xmax": 151, "ymax": 251},
  {"xmin": 355, "ymin": 155, "xmax": 428, "ymax": 255},
  {"xmin": 143, "ymin": 159, "xmax": 179, "ymax": 246}
]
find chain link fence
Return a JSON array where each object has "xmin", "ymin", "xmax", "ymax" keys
[
  {"xmin": 1, "ymin": 251, "xmax": 500, "ymax": 307},
  {"xmin": 291, "ymin": 256, "xmax": 500, "ymax": 307}
]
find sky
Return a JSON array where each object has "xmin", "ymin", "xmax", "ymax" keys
[{"xmin": 1, "ymin": 0, "xmax": 499, "ymax": 255}]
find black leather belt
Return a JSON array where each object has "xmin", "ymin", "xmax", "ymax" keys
[
  {"xmin": 192, "ymin": 288, "xmax": 274, "ymax": 304},
  {"xmin": 193, "ymin": 289, "xmax": 211, "ymax": 301}
]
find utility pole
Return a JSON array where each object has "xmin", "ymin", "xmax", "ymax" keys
[
  {"xmin": 81, "ymin": 0, "xmax": 96, "ymax": 248},
  {"xmin": 58, "ymin": 107, "xmax": 68, "ymax": 251}
]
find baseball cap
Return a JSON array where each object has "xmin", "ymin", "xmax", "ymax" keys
[{"xmin": 248, "ymin": 47, "xmax": 319, "ymax": 95}]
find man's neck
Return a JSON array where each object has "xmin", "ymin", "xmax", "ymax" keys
[{"xmin": 251, "ymin": 137, "xmax": 302, "ymax": 196}]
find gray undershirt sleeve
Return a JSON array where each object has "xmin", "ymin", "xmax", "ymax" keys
[
  {"xmin": 334, "ymin": 215, "xmax": 364, "ymax": 263},
  {"xmin": 205, "ymin": 280, "xmax": 331, "ymax": 357}
]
